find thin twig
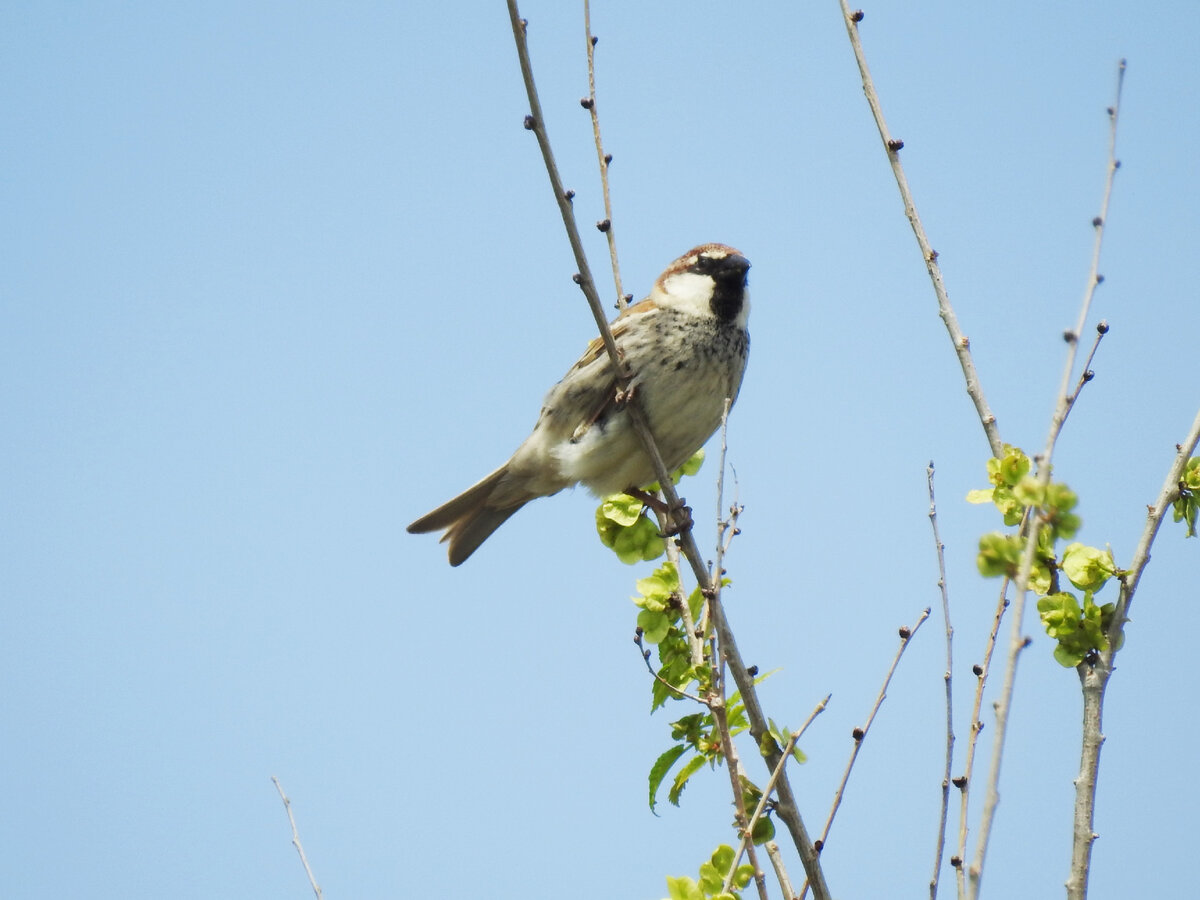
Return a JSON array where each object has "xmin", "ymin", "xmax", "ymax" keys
[
  {"xmin": 582, "ymin": 0, "xmax": 626, "ymax": 309},
  {"xmin": 969, "ymin": 60, "xmax": 1127, "ymax": 900},
  {"xmin": 713, "ymin": 398, "xmax": 741, "ymax": 621},
  {"xmin": 926, "ymin": 463, "xmax": 955, "ymax": 900},
  {"xmin": 836, "ymin": 3, "xmax": 1003, "ymax": 458},
  {"xmin": 271, "ymin": 777, "xmax": 323, "ymax": 900},
  {"xmin": 800, "ymin": 609, "xmax": 931, "ymax": 900},
  {"xmin": 506, "ymin": 7, "xmax": 831, "ymax": 896},
  {"xmin": 722, "ymin": 695, "xmax": 832, "ymax": 896},
  {"xmin": 634, "ymin": 631, "xmax": 707, "ymax": 704},
  {"xmin": 954, "ymin": 578, "xmax": 1009, "ymax": 900},
  {"xmin": 1059, "ymin": 321, "xmax": 1109, "ymax": 434}
]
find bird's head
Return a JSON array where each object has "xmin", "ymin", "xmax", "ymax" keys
[{"xmin": 652, "ymin": 243, "xmax": 751, "ymax": 328}]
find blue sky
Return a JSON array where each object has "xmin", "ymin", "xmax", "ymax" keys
[{"xmin": 3, "ymin": 2, "xmax": 1198, "ymax": 898}]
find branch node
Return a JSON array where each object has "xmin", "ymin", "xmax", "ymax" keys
[
  {"xmin": 596, "ymin": 218, "xmax": 611, "ymax": 233},
  {"xmin": 886, "ymin": 138, "xmax": 905, "ymax": 152},
  {"xmin": 579, "ymin": 96, "xmax": 594, "ymax": 109},
  {"xmin": 851, "ymin": 9, "xmax": 865, "ymax": 23}
]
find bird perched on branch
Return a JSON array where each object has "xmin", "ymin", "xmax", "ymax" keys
[{"xmin": 408, "ymin": 243, "xmax": 751, "ymax": 565}]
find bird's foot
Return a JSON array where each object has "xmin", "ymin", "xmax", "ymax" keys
[{"xmin": 614, "ymin": 382, "xmax": 638, "ymax": 409}]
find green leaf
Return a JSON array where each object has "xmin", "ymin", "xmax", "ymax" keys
[
  {"xmin": 665, "ymin": 875, "xmax": 704, "ymax": 900},
  {"xmin": 669, "ymin": 753, "xmax": 708, "ymax": 806},
  {"xmin": 1053, "ymin": 644, "xmax": 1087, "ymax": 667},
  {"xmin": 966, "ymin": 488, "xmax": 995, "ymax": 504},
  {"xmin": 711, "ymin": 844, "xmax": 735, "ymax": 874},
  {"xmin": 733, "ymin": 864, "xmax": 755, "ymax": 888},
  {"xmin": 638, "ymin": 609, "xmax": 671, "ymax": 644},
  {"xmin": 600, "ymin": 493, "xmax": 645, "ymax": 526},
  {"xmin": 1060, "ymin": 542, "xmax": 1115, "ymax": 592},
  {"xmin": 697, "ymin": 862, "xmax": 723, "ymax": 894},
  {"xmin": 678, "ymin": 449, "xmax": 705, "ymax": 478},
  {"xmin": 750, "ymin": 815, "xmax": 775, "ymax": 844},
  {"xmin": 1038, "ymin": 592, "xmax": 1081, "ymax": 640},
  {"xmin": 612, "ymin": 515, "xmax": 664, "ymax": 564},
  {"xmin": 989, "ymin": 445, "xmax": 1031, "ymax": 486},
  {"xmin": 648, "ymin": 744, "xmax": 688, "ymax": 813},
  {"xmin": 977, "ymin": 532, "xmax": 1022, "ymax": 578},
  {"xmin": 1183, "ymin": 457, "xmax": 1200, "ymax": 489}
]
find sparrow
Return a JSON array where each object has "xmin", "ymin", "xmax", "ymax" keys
[{"xmin": 408, "ymin": 243, "xmax": 751, "ymax": 565}]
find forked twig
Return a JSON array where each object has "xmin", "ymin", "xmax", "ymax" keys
[
  {"xmin": 505, "ymin": 6, "xmax": 830, "ymax": 896},
  {"xmin": 721, "ymin": 695, "xmax": 832, "ymax": 896},
  {"xmin": 970, "ymin": 59, "xmax": 1127, "ymax": 900},
  {"xmin": 800, "ymin": 609, "xmax": 931, "ymax": 900},
  {"xmin": 271, "ymin": 777, "xmax": 323, "ymax": 900}
]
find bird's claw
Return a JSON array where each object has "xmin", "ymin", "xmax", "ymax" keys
[{"xmin": 658, "ymin": 502, "xmax": 694, "ymax": 538}]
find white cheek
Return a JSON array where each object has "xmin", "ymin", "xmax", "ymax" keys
[{"xmin": 658, "ymin": 271, "xmax": 715, "ymax": 316}]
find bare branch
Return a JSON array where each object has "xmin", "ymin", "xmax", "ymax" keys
[
  {"xmin": 954, "ymin": 579, "xmax": 1009, "ymax": 900},
  {"xmin": 582, "ymin": 0, "xmax": 626, "ymax": 310},
  {"xmin": 801, "ymin": 610, "xmax": 931, "ymax": 900},
  {"xmin": 926, "ymin": 463, "xmax": 955, "ymax": 900},
  {"xmin": 271, "ymin": 777, "xmax": 323, "ymax": 900},
  {"xmin": 836, "ymin": 2, "xmax": 1003, "ymax": 458}
]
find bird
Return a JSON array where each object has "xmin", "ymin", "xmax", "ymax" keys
[{"xmin": 408, "ymin": 243, "xmax": 751, "ymax": 565}]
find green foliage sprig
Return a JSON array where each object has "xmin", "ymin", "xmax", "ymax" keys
[
  {"xmin": 664, "ymin": 844, "xmax": 755, "ymax": 900},
  {"xmin": 969, "ymin": 445, "xmax": 1125, "ymax": 667},
  {"xmin": 1172, "ymin": 456, "xmax": 1200, "ymax": 537},
  {"xmin": 596, "ymin": 451, "xmax": 706, "ymax": 563}
]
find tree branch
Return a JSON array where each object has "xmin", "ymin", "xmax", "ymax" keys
[
  {"xmin": 800, "ymin": 609, "xmax": 930, "ymax": 900},
  {"xmin": 926, "ymin": 463, "xmax": 955, "ymax": 900},
  {"xmin": 970, "ymin": 59, "xmax": 1126, "ymax": 900},
  {"xmin": 836, "ymin": 2, "xmax": 1003, "ymax": 458},
  {"xmin": 505, "ymin": 5, "xmax": 830, "ymax": 896},
  {"xmin": 271, "ymin": 777, "xmax": 323, "ymax": 900}
]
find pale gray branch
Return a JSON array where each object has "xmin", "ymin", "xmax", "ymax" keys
[
  {"xmin": 800, "ymin": 610, "xmax": 930, "ymax": 900},
  {"xmin": 836, "ymin": 2, "xmax": 1003, "ymax": 458},
  {"xmin": 926, "ymin": 463, "xmax": 955, "ymax": 900},
  {"xmin": 271, "ymin": 777, "xmax": 323, "ymax": 900}
]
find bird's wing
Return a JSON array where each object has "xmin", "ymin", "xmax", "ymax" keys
[{"xmin": 536, "ymin": 299, "xmax": 656, "ymax": 443}]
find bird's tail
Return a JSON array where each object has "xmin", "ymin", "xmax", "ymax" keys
[{"xmin": 407, "ymin": 466, "xmax": 529, "ymax": 566}]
